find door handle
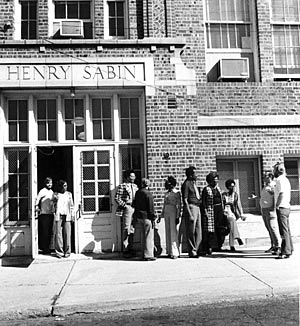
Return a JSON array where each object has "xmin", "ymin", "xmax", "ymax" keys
[{"xmin": 76, "ymin": 204, "xmax": 82, "ymax": 220}]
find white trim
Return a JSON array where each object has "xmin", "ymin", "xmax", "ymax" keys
[{"xmin": 198, "ymin": 115, "xmax": 300, "ymax": 127}]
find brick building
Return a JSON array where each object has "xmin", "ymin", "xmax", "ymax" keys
[{"xmin": 0, "ymin": 0, "xmax": 299, "ymax": 257}]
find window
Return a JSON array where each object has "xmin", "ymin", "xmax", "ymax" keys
[
  {"xmin": 8, "ymin": 100, "xmax": 28, "ymax": 142},
  {"xmin": 119, "ymin": 145, "xmax": 143, "ymax": 185},
  {"xmin": 21, "ymin": 0, "xmax": 37, "ymax": 39},
  {"xmin": 53, "ymin": 0, "xmax": 92, "ymax": 38},
  {"xmin": 81, "ymin": 150, "xmax": 111, "ymax": 213},
  {"xmin": 216, "ymin": 158, "xmax": 260, "ymax": 213},
  {"xmin": 5, "ymin": 149, "xmax": 30, "ymax": 224},
  {"xmin": 284, "ymin": 158, "xmax": 300, "ymax": 205},
  {"xmin": 272, "ymin": 0, "xmax": 300, "ymax": 75},
  {"xmin": 108, "ymin": 0, "xmax": 125, "ymax": 37},
  {"xmin": 64, "ymin": 98, "xmax": 85, "ymax": 141},
  {"xmin": 206, "ymin": 0, "xmax": 251, "ymax": 49},
  {"xmin": 37, "ymin": 99, "xmax": 57, "ymax": 141},
  {"xmin": 120, "ymin": 97, "xmax": 140, "ymax": 139},
  {"xmin": 91, "ymin": 98, "xmax": 112, "ymax": 140}
]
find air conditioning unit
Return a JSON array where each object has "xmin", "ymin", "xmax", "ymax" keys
[
  {"xmin": 60, "ymin": 20, "xmax": 84, "ymax": 37},
  {"xmin": 217, "ymin": 58, "xmax": 249, "ymax": 81}
]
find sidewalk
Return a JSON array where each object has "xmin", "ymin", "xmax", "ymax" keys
[{"xmin": 0, "ymin": 244, "xmax": 299, "ymax": 321}]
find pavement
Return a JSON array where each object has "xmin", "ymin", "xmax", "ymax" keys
[{"xmin": 0, "ymin": 244, "xmax": 299, "ymax": 321}]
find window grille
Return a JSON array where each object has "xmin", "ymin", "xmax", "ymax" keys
[
  {"xmin": 21, "ymin": 0, "xmax": 37, "ymax": 39},
  {"xmin": 8, "ymin": 100, "xmax": 28, "ymax": 142}
]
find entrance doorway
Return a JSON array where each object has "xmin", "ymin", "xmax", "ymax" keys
[{"xmin": 37, "ymin": 146, "xmax": 75, "ymax": 252}]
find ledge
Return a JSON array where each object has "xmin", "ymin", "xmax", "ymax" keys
[
  {"xmin": 0, "ymin": 37, "xmax": 186, "ymax": 47},
  {"xmin": 198, "ymin": 114, "xmax": 300, "ymax": 128}
]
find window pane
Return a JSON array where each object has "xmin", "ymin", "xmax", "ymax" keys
[
  {"xmin": 103, "ymin": 120, "xmax": 112, "ymax": 139},
  {"xmin": 130, "ymin": 98, "xmax": 139, "ymax": 118},
  {"xmin": 55, "ymin": 2, "xmax": 66, "ymax": 18},
  {"xmin": 38, "ymin": 121, "xmax": 47, "ymax": 140},
  {"xmin": 108, "ymin": 2, "xmax": 115, "ymax": 16},
  {"xmin": 228, "ymin": 24, "xmax": 236, "ymax": 48},
  {"xmin": 21, "ymin": 2, "xmax": 29, "ymax": 19},
  {"xmin": 207, "ymin": 0, "xmax": 220, "ymax": 20},
  {"xmin": 65, "ymin": 99, "xmax": 74, "ymax": 119},
  {"xmin": 93, "ymin": 120, "xmax": 102, "ymax": 139},
  {"xmin": 131, "ymin": 119, "xmax": 140, "ymax": 138},
  {"xmin": 120, "ymin": 98, "xmax": 129, "ymax": 117},
  {"xmin": 37, "ymin": 100, "xmax": 47, "ymax": 119},
  {"xmin": 109, "ymin": 18, "xmax": 116, "ymax": 36},
  {"xmin": 80, "ymin": 1, "xmax": 90, "ymax": 19},
  {"xmin": 92, "ymin": 99, "xmax": 101, "ymax": 119},
  {"xmin": 272, "ymin": 0, "xmax": 284, "ymax": 21},
  {"xmin": 102, "ymin": 99, "xmax": 111, "ymax": 118},
  {"xmin": 226, "ymin": 0, "xmax": 235, "ymax": 20},
  {"xmin": 210, "ymin": 25, "xmax": 221, "ymax": 48},
  {"xmin": 121, "ymin": 120, "xmax": 130, "ymax": 138},
  {"xmin": 19, "ymin": 198, "xmax": 29, "ymax": 221},
  {"xmin": 98, "ymin": 182, "xmax": 109, "ymax": 195},
  {"xmin": 19, "ymin": 100, "xmax": 28, "ymax": 120},
  {"xmin": 83, "ymin": 182, "xmax": 95, "ymax": 195},
  {"xmin": 8, "ymin": 100, "xmax": 18, "ymax": 120},
  {"xmin": 221, "ymin": 25, "xmax": 228, "ymax": 48},
  {"xmin": 98, "ymin": 198, "xmax": 110, "ymax": 211},
  {"xmin": 9, "ymin": 199, "xmax": 18, "ymax": 221},
  {"xmin": 83, "ymin": 151, "xmax": 94, "ymax": 164},
  {"xmin": 65, "ymin": 121, "xmax": 74, "ymax": 140},
  {"xmin": 19, "ymin": 151, "xmax": 28, "ymax": 173},
  {"xmin": 97, "ymin": 151, "xmax": 109, "ymax": 164},
  {"xmin": 9, "ymin": 175, "xmax": 18, "ymax": 197},
  {"xmin": 117, "ymin": 18, "xmax": 124, "ymax": 36},
  {"xmin": 29, "ymin": 2, "xmax": 37, "ymax": 19},
  {"xmin": 9, "ymin": 123, "xmax": 17, "ymax": 141},
  {"xmin": 117, "ymin": 2, "xmax": 124, "ymax": 16},
  {"xmin": 67, "ymin": 2, "xmax": 78, "ymax": 18},
  {"xmin": 83, "ymin": 166, "xmax": 95, "ymax": 180},
  {"xmin": 19, "ymin": 175, "xmax": 28, "ymax": 196},
  {"xmin": 48, "ymin": 121, "xmax": 57, "ymax": 140},
  {"xmin": 84, "ymin": 198, "xmax": 95, "ymax": 211},
  {"xmin": 19, "ymin": 121, "xmax": 28, "ymax": 141},
  {"xmin": 8, "ymin": 152, "xmax": 18, "ymax": 173},
  {"xmin": 48, "ymin": 100, "xmax": 57, "ymax": 119}
]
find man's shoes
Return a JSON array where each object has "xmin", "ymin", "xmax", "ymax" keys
[
  {"xmin": 170, "ymin": 255, "xmax": 178, "ymax": 259},
  {"xmin": 189, "ymin": 254, "xmax": 199, "ymax": 258},
  {"xmin": 276, "ymin": 254, "xmax": 290, "ymax": 259},
  {"xmin": 271, "ymin": 247, "xmax": 280, "ymax": 255},
  {"xmin": 64, "ymin": 253, "xmax": 70, "ymax": 258},
  {"xmin": 237, "ymin": 238, "xmax": 244, "ymax": 246},
  {"xmin": 230, "ymin": 246, "xmax": 236, "ymax": 252},
  {"xmin": 144, "ymin": 257, "xmax": 156, "ymax": 261},
  {"xmin": 264, "ymin": 247, "xmax": 273, "ymax": 253}
]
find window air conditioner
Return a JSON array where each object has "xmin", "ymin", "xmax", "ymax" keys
[
  {"xmin": 217, "ymin": 58, "xmax": 249, "ymax": 81},
  {"xmin": 60, "ymin": 20, "xmax": 84, "ymax": 37}
]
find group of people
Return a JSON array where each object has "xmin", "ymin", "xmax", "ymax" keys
[
  {"xmin": 115, "ymin": 167, "xmax": 246, "ymax": 261},
  {"xmin": 260, "ymin": 162, "xmax": 293, "ymax": 259},
  {"xmin": 35, "ymin": 178, "xmax": 74, "ymax": 258},
  {"xmin": 116, "ymin": 161, "xmax": 294, "ymax": 261}
]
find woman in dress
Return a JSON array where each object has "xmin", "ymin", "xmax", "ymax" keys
[
  {"xmin": 222, "ymin": 179, "xmax": 246, "ymax": 251},
  {"xmin": 201, "ymin": 171, "xmax": 224, "ymax": 254},
  {"xmin": 157, "ymin": 176, "xmax": 181, "ymax": 259}
]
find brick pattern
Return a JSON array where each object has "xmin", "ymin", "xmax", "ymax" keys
[
  {"xmin": 38, "ymin": 0, "xmax": 48, "ymax": 39},
  {"xmin": 0, "ymin": 0, "xmax": 13, "ymax": 40}
]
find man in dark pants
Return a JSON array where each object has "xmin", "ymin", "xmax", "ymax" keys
[
  {"xmin": 35, "ymin": 177, "xmax": 55, "ymax": 255},
  {"xmin": 134, "ymin": 178, "xmax": 156, "ymax": 261},
  {"xmin": 181, "ymin": 166, "xmax": 202, "ymax": 258}
]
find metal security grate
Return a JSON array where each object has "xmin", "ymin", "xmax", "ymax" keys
[{"xmin": 5, "ymin": 149, "xmax": 30, "ymax": 223}]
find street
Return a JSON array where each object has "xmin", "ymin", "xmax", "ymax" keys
[{"xmin": 2, "ymin": 295, "xmax": 298, "ymax": 326}]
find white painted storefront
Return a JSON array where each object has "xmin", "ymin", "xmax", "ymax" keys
[{"xmin": 0, "ymin": 57, "xmax": 155, "ymax": 257}]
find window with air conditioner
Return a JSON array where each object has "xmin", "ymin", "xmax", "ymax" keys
[
  {"xmin": 271, "ymin": 0, "xmax": 300, "ymax": 78},
  {"xmin": 205, "ymin": 0, "xmax": 257, "ymax": 82},
  {"xmin": 52, "ymin": 0, "xmax": 93, "ymax": 38}
]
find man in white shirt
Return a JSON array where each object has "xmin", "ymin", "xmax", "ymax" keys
[{"xmin": 273, "ymin": 163, "xmax": 294, "ymax": 259}]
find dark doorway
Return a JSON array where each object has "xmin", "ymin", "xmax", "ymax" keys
[{"xmin": 37, "ymin": 146, "xmax": 75, "ymax": 253}]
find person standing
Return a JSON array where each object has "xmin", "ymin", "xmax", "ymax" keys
[
  {"xmin": 134, "ymin": 178, "xmax": 156, "ymax": 261},
  {"xmin": 157, "ymin": 176, "xmax": 181, "ymax": 259},
  {"xmin": 201, "ymin": 171, "xmax": 225, "ymax": 254},
  {"xmin": 54, "ymin": 180, "xmax": 74, "ymax": 258},
  {"xmin": 115, "ymin": 170, "xmax": 138, "ymax": 257},
  {"xmin": 35, "ymin": 177, "xmax": 55, "ymax": 255},
  {"xmin": 222, "ymin": 179, "xmax": 246, "ymax": 251},
  {"xmin": 181, "ymin": 166, "xmax": 202, "ymax": 258},
  {"xmin": 260, "ymin": 171, "xmax": 280, "ymax": 255},
  {"xmin": 273, "ymin": 162, "xmax": 294, "ymax": 259}
]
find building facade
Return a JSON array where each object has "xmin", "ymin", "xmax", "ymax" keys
[{"xmin": 0, "ymin": 0, "xmax": 299, "ymax": 257}]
